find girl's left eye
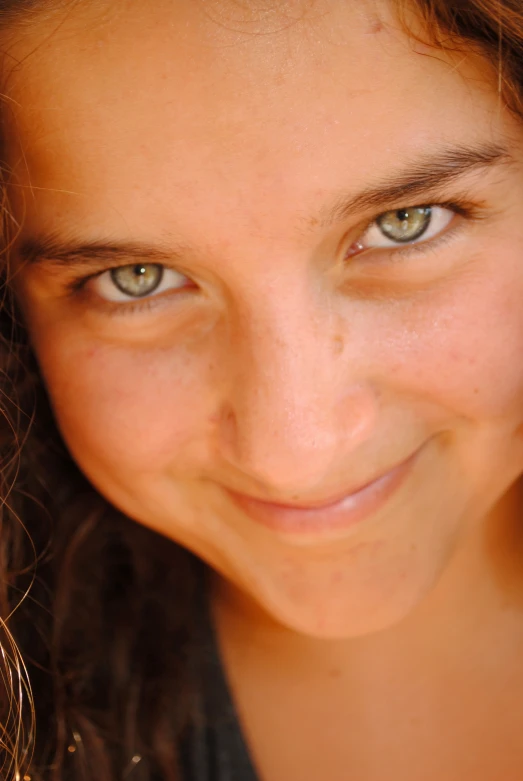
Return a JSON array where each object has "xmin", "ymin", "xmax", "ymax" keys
[
  {"xmin": 351, "ymin": 205, "xmax": 455, "ymax": 253},
  {"xmin": 90, "ymin": 263, "xmax": 190, "ymax": 302}
]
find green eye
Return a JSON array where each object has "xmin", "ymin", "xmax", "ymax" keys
[
  {"xmin": 110, "ymin": 264, "xmax": 163, "ymax": 297},
  {"xmin": 92, "ymin": 263, "xmax": 189, "ymax": 304},
  {"xmin": 377, "ymin": 207, "xmax": 431, "ymax": 243}
]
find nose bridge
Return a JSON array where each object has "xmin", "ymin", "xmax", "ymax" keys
[
  {"xmin": 218, "ymin": 289, "xmax": 375, "ymax": 493},
  {"xmin": 242, "ymin": 305, "xmax": 328, "ymax": 436}
]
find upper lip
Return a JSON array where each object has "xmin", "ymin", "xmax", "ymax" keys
[{"xmin": 225, "ymin": 454, "xmax": 412, "ymax": 511}]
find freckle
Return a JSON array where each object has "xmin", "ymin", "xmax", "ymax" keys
[
  {"xmin": 273, "ymin": 70, "xmax": 286, "ymax": 87},
  {"xmin": 366, "ymin": 15, "xmax": 384, "ymax": 34},
  {"xmin": 333, "ymin": 335, "xmax": 344, "ymax": 355},
  {"xmin": 329, "ymin": 668, "xmax": 342, "ymax": 679}
]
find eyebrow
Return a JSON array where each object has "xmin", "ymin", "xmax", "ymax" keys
[
  {"xmin": 317, "ymin": 142, "xmax": 512, "ymax": 227},
  {"xmin": 20, "ymin": 141, "xmax": 512, "ymax": 268},
  {"xmin": 19, "ymin": 237, "xmax": 184, "ymax": 268}
]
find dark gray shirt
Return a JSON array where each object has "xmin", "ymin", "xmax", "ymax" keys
[{"xmin": 180, "ymin": 620, "xmax": 259, "ymax": 781}]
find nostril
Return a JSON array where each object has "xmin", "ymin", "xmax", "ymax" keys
[
  {"xmin": 214, "ymin": 379, "xmax": 378, "ymax": 484},
  {"xmin": 216, "ymin": 425, "xmax": 344, "ymax": 497}
]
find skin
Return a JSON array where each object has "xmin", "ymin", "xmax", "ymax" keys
[{"xmin": 6, "ymin": 0, "xmax": 523, "ymax": 777}]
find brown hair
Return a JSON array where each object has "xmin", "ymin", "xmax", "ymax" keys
[
  {"xmin": 0, "ymin": 1, "xmax": 522, "ymax": 779},
  {"xmin": 408, "ymin": 0, "xmax": 523, "ymax": 116}
]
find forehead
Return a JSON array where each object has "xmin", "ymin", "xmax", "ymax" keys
[{"xmin": 1, "ymin": 0, "xmax": 509, "ymax": 240}]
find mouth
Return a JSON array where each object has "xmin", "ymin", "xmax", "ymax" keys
[{"xmin": 226, "ymin": 448, "xmax": 421, "ymax": 539}]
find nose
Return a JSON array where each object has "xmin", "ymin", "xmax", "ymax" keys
[{"xmin": 216, "ymin": 289, "xmax": 377, "ymax": 498}]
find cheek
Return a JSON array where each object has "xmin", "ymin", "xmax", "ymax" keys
[
  {"xmin": 28, "ymin": 253, "xmax": 523, "ymax": 487},
  {"xmin": 379, "ymin": 265, "xmax": 523, "ymax": 420},
  {"xmin": 37, "ymin": 338, "xmax": 215, "ymax": 477}
]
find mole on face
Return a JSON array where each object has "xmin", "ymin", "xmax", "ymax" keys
[
  {"xmin": 365, "ymin": 13, "xmax": 385, "ymax": 35},
  {"xmin": 333, "ymin": 334, "xmax": 344, "ymax": 355}
]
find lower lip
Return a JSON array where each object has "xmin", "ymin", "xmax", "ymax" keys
[{"xmin": 228, "ymin": 451, "xmax": 419, "ymax": 538}]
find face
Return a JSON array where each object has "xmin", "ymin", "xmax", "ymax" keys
[{"xmin": 5, "ymin": 0, "xmax": 523, "ymax": 638}]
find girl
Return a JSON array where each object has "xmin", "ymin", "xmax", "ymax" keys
[{"xmin": 2, "ymin": 0, "xmax": 523, "ymax": 779}]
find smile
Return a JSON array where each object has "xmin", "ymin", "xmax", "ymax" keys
[{"xmin": 227, "ymin": 449, "xmax": 421, "ymax": 539}]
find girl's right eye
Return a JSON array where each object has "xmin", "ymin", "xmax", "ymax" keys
[{"xmin": 90, "ymin": 263, "xmax": 190, "ymax": 302}]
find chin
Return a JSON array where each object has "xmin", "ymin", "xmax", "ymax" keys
[
  {"xmin": 265, "ymin": 596, "xmax": 422, "ymax": 640},
  {"xmin": 246, "ymin": 559, "xmax": 444, "ymax": 640}
]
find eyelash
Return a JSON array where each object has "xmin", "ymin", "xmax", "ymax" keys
[
  {"xmin": 348, "ymin": 199, "xmax": 483, "ymax": 262},
  {"xmin": 68, "ymin": 198, "xmax": 484, "ymax": 315},
  {"xmin": 71, "ymin": 275, "xmax": 195, "ymax": 317}
]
